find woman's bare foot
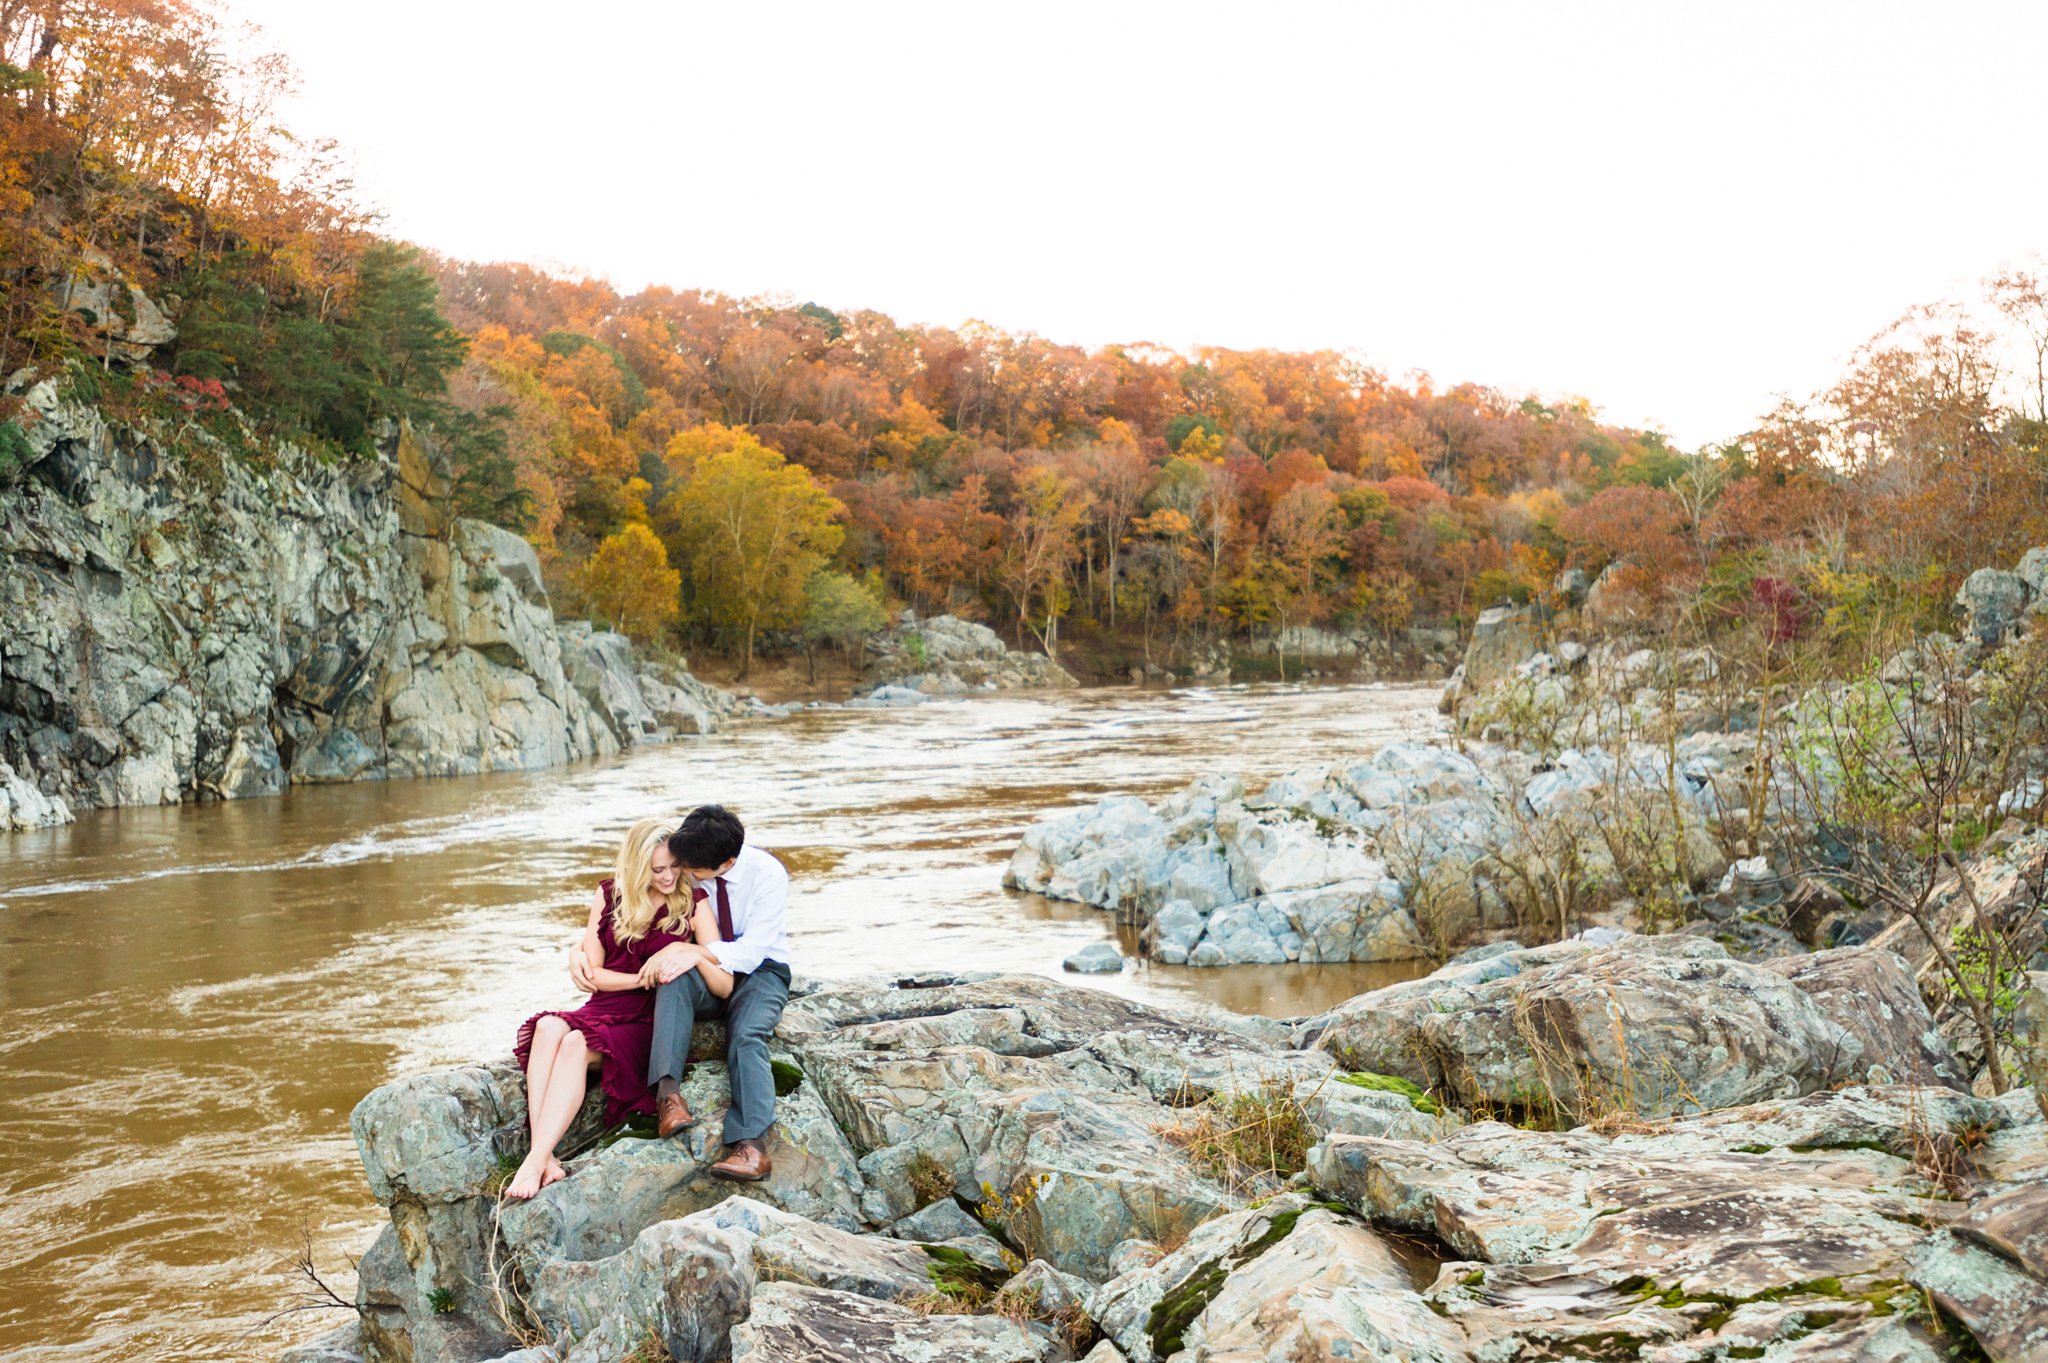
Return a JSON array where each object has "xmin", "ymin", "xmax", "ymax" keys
[
  {"xmin": 504, "ymin": 1153, "xmax": 546, "ymax": 1200},
  {"xmin": 541, "ymin": 1156, "xmax": 569, "ymax": 1187}
]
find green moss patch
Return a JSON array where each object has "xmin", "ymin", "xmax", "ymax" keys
[
  {"xmin": 920, "ymin": 1243, "xmax": 1010, "ymax": 1303},
  {"xmin": 1787, "ymin": 1140, "xmax": 1893, "ymax": 1156},
  {"xmin": 1336, "ymin": 1071, "xmax": 1442, "ymax": 1115},
  {"xmin": 770, "ymin": 1059, "xmax": 805, "ymax": 1097},
  {"xmin": 1619, "ymin": 1275, "xmax": 1918, "ymax": 1334},
  {"xmin": 1145, "ymin": 1204, "xmax": 1340, "ymax": 1355}
]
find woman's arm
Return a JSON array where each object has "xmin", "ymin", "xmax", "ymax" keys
[
  {"xmin": 568, "ymin": 894, "xmax": 603, "ymax": 991},
  {"xmin": 569, "ymin": 897, "xmax": 646, "ymax": 993}
]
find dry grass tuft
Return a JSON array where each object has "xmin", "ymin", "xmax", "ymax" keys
[
  {"xmin": 1157, "ymin": 1075, "xmax": 1318, "ymax": 1194},
  {"xmin": 620, "ymin": 1326, "xmax": 671, "ymax": 1363},
  {"xmin": 1584, "ymin": 1110, "xmax": 1671, "ymax": 1137},
  {"xmin": 906, "ymin": 1149, "xmax": 955, "ymax": 1208},
  {"xmin": 901, "ymin": 1281, "xmax": 1095, "ymax": 1351}
]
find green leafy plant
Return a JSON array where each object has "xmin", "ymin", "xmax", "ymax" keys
[{"xmin": 0, "ymin": 419, "xmax": 29, "ymax": 485}]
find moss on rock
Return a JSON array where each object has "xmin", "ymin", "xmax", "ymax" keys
[{"xmin": 1336, "ymin": 1070, "xmax": 1443, "ymax": 1115}]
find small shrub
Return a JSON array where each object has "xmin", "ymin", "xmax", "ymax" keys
[
  {"xmin": 904, "ymin": 1258, "xmax": 1097, "ymax": 1350},
  {"xmin": 427, "ymin": 1286, "xmax": 456, "ymax": 1314},
  {"xmin": 991, "ymin": 1282, "xmax": 1095, "ymax": 1352},
  {"xmin": 484, "ymin": 1151, "xmax": 521, "ymax": 1197},
  {"xmin": 974, "ymin": 1172, "xmax": 1050, "ymax": 1236},
  {"xmin": 0, "ymin": 419, "xmax": 30, "ymax": 485}
]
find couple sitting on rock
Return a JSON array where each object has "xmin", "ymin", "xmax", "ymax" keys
[{"xmin": 503, "ymin": 804, "xmax": 793, "ymax": 1200}]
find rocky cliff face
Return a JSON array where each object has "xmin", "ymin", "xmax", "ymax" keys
[{"xmin": 0, "ymin": 382, "xmax": 736, "ymax": 826}]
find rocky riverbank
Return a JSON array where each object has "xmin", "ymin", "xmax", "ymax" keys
[
  {"xmin": 0, "ymin": 382, "xmax": 745, "ymax": 830},
  {"xmin": 292, "ymin": 946, "xmax": 2047, "ymax": 1363},
  {"xmin": 1008, "ymin": 547, "xmax": 2048, "ymax": 998}
]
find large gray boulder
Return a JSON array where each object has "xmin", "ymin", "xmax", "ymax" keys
[
  {"xmin": 0, "ymin": 757, "xmax": 70, "ymax": 830},
  {"xmin": 1956, "ymin": 567, "xmax": 2031, "ymax": 643},
  {"xmin": 1304, "ymin": 936, "xmax": 1961, "ymax": 1118},
  {"xmin": 1310, "ymin": 1084, "xmax": 2047, "ymax": 1363},
  {"xmin": 52, "ymin": 246, "xmax": 177, "ymax": 362},
  {"xmin": 556, "ymin": 622, "xmax": 734, "ymax": 744},
  {"xmin": 729, "ymin": 1284, "xmax": 1045, "ymax": 1362},
  {"xmin": 337, "ymin": 974, "xmax": 1371, "ymax": 1360},
  {"xmin": 1087, "ymin": 1195, "xmax": 1459, "ymax": 1363},
  {"xmin": 1460, "ymin": 604, "xmax": 1545, "ymax": 693},
  {"xmin": 528, "ymin": 1197, "xmax": 937, "ymax": 1362},
  {"xmin": 320, "ymin": 972, "xmax": 2043, "ymax": 1363},
  {"xmin": 1006, "ymin": 728, "xmax": 1752, "ymax": 966}
]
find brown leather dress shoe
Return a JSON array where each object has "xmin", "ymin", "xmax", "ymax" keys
[
  {"xmin": 656, "ymin": 1092, "xmax": 695, "ymax": 1137},
  {"xmin": 709, "ymin": 1138, "xmax": 772, "ymax": 1182}
]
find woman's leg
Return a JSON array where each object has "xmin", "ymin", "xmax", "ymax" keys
[
  {"xmin": 508, "ymin": 1029, "xmax": 592, "ymax": 1198},
  {"xmin": 523, "ymin": 1016, "xmax": 570, "ymax": 1153}
]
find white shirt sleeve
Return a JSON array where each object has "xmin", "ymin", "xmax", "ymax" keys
[{"xmin": 706, "ymin": 850, "xmax": 787, "ymax": 975}]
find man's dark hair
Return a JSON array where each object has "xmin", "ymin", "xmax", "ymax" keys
[{"xmin": 670, "ymin": 804, "xmax": 745, "ymax": 870}]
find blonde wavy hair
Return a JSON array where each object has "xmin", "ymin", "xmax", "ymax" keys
[{"xmin": 610, "ymin": 817, "xmax": 686, "ymax": 944}]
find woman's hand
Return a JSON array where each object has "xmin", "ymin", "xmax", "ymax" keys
[
  {"xmin": 637, "ymin": 943, "xmax": 700, "ymax": 988},
  {"xmin": 568, "ymin": 948, "xmax": 596, "ymax": 992}
]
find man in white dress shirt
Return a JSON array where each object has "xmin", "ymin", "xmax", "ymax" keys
[{"xmin": 643, "ymin": 805, "xmax": 793, "ymax": 1181}]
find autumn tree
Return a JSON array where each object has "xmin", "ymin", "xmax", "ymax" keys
[
  {"xmin": 1265, "ymin": 481, "xmax": 1343, "ymax": 675},
  {"xmin": 580, "ymin": 523, "xmax": 681, "ymax": 643},
  {"xmin": 1078, "ymin": 418, "xmax": 1153, "ymax": 625},
  {"xmin": 1557, "ymin": 484, "xmax": 1692, "ymax": 621},
  {"xmin": 663, "ymin": 427, "xmax": 845, "ymax": 677},
  {"xmin": 996, "ymin": 463, "xmax": 1089, "ymax": 656},
  {"xmin": 803, "ymin": 568, "xmax": 887, "ymax": 682}
]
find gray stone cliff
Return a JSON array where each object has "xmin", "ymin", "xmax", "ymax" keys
[{"xmin": 0, "ymin": 381, "xmax": 734, "ymax": 826}]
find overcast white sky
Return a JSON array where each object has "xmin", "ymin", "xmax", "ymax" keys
[{"xmin": 237, "ymin": 1, "xmax": 2048, "ymax": 448}]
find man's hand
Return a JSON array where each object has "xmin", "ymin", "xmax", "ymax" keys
[
  {"xmin": 639, "ymin": 943, "xmax": 699, "ymax": 988},
  {"xmin": 568, "ymin": 947, "xmax": 596, "ymax": 992}
]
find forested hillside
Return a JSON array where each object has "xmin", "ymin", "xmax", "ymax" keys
[{"xmin": 6, "ymin": 1, "xmax": 2047, "ymax": 679}]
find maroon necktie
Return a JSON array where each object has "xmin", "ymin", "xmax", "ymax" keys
[{"xmin": 714, "ymin": 876, "xmax": 736, "ymax": 943}]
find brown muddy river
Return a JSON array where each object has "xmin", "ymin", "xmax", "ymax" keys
[{"xmin": 0, "ymin": 681, "xmax": 1443, "ymax": 1362}]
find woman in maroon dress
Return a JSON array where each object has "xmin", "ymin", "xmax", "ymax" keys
[{"xmin": 506, "ymin": 818, "xmax": 732, "ymax": 1199}]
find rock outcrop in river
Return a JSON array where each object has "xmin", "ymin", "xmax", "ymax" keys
[
  {"xmin": 0, "ymin": 382, "xmax": 740, "ymax": 827},
  {"xmin": 1004, "ymin": 732, "xmax": 1745, "ymax": 967},
  {"xmin": 293, "ymin": 949, "xmax": 2046, "ymax": 1363},
  {"xmin": 863, "ymin": 613, "xmax": 1076, "ymax": 695}
]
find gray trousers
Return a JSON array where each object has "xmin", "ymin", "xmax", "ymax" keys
[{"xmin": 650, "ymin": 962, "xmax": 791, "ymax": 1144}]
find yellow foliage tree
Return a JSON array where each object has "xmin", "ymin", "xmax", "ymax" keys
[
  {"xmin": 580, "ymin": 523, "xmax": 681, "ymax": 643},
  {"xmin": 661, "ymin": 421, "xmax": 759, "ymax": 482},
  {"xmin": 662, "ymin": 428, "xmax": 846, "ymax": 677}
]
